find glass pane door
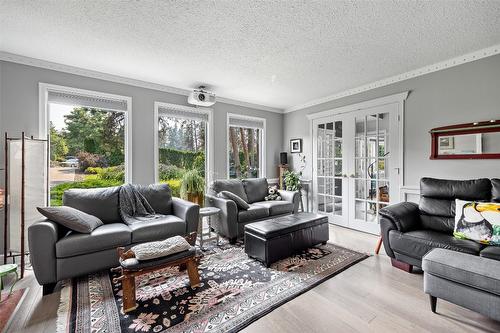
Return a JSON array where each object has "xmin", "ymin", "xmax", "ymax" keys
[
  {"xmin": 349, "ymin": 109, "xmax": 395, "ymax": 234},
  {"xmin": 314, "ymin": 117, "xmax": 347, "ymax": 226}
]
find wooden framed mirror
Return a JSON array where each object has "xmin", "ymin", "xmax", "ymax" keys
[{"xmin": 430, "ymin": 119, "xmax": 500, "ymax": 159}]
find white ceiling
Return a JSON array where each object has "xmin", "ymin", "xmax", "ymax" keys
[{"xmin": 1, "ymin": 1, "xmax": 500, "ymax": 111}]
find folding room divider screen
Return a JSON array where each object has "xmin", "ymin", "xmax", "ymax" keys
[{"xmin": 3, "ymin": 133, "xmax": 48, "ymax": 278}]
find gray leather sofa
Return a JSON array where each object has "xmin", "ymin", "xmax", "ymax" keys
[
  {"xmin": 206, "ymin": 178, "xmax": 299, "ymax": 243},
  {"xmin": 28, "ymin": 184, "xmax": 199, "ymax": 294}
]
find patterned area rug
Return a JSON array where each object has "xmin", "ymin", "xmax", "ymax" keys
[
  {"xmin": 1, "ymin": 288, "xmax": 28, "ymax": 332},
  {"xmin": 57, "ymin": 241, "xmax": 367, "ymax": 333}
]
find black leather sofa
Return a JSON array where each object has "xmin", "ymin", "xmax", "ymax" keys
[{"xmin": 380, "ymin": 177, "xmax": 500, "ymax": 272}]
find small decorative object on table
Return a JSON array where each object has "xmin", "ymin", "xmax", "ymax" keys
[
  {"xmin": 0, "ymin": 264, "xmax": 18, "ymax": 301},
  {"xmin": 198, "ymin": 206, "xmax": 221, "ymax": 249},
  {"xmin": 112, "ymin": 233, "xmax": 200, "ymax": 313}
]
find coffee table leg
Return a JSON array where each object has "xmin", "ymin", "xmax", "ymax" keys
[
  {"xmin": 199, "ymin": 216, "xmax": 204, "ymax": 249},
  {"xmin": 186, "ymin": 259, "xmax": 200, "ymax": 287},
  {"xmin": 122, "ymin": 275, "xmax": 137, "ymax": 313},
  {"xmin": 7, "ymin": 271, "xmax": 18, "ymax": 297}
]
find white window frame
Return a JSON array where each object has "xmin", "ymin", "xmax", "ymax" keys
[
  {"xmin": 226, "ymin": 113, "xmax": 266, "ymax": 179},
  {"xmin": 39, "ymin": 82, "xmax": 133, "ymax": 183},
  {"xmin": 153, "ymin": 102, "xmax": 214, "ymax": 186}
]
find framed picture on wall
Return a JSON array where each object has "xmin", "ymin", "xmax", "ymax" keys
[
  {"xmin": 439, "ymin": 136, "xmax": 455, "ymax": 150},
  {"xmin": 290, "ymin": 138, "xmax": 302, "ymax": 153}
]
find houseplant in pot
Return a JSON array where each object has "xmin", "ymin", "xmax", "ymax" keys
[
  {"xmin": 180, "ymin": 169, "xmax": 205, "ymax": 206},
  {"xmin": 283, "ymin": 170, "xmax": 301, "ymax": 191}
]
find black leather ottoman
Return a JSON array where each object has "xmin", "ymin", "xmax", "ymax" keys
[{"xmin": 244, "ymin": 212, "xmax": 329, "ymax": 267}]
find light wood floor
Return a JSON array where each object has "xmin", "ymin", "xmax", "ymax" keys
[{"xmin": 4, "ymin": 225, "xmax": 500, "ymax": 333}]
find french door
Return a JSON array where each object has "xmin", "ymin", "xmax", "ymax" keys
[{"xmin": 313, "ymin": 103, "xmax": 401, "ymax": 235}]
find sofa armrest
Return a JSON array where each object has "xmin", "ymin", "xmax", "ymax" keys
[
  {"xmin": 279, "ymin": 190, "xmax": 300, "ymax": 213},
  {"xmin": 379, "ymin": 202, "xmax": 420, "ymax": 232},
  {"xmin": 172, "ymin": 197, "xmax": 199, "ymax": 235},
  {"xmin": 205, "ymin": 194, "xmax": 238, "ymax": 239},
  {"xmin": 28, "ymin": 219, "xmax": 60, "ymax": 285},
  {"xmin": 379, "ymin": 202, "xmax": 420, "ymax": 258}
]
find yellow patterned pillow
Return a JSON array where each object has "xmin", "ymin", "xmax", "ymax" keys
[{"xmin": 454, "ymin": 199, "xmax": 500, "ymax": 245}]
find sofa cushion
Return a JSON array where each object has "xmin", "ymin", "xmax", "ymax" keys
[
  {"xmin": 242, "ymin": 178, "xmax": 269, "ymax": 203},
  {"xmin": 480, "ymin": 246, "xmax": 500, "ymax": 261},
  {"xmin": 56, "ymin": 223, "xmax": 131, "ymax": 258},
  {"xmin": 492, "ymin": 179, "xmax": 500, "ymax": 203},
  {"xmin": 131, "ymin": 235, "xmax": 190, "ymax": 260},
  {"xmin": 423, "ymin": 248, "xmax": 500, "ymax": 296},
  {"xmin": 129, "ymin": 215, "xmax": 186, "ymax": 243},
  {"xmin": 210, "ymin": 179, "xmax": 248, "ymax": 203},
  {"xmin": 63, "ymin": 186, "xmax": 121, "ymax": 223},
  {"xmin": 419, "ymin": 178, "xmax": 492, "ymax": 233},
  {"xmin": 238, "ymin": 205, "xmax": 269, "ymax": 223},
  {"xmin": 420, "ymin": 177, "xmax": 492, "ymax": 201},
  {"xmin": 218, "ymin": 191, "xmax": 250, "ymax": 210},
  {"xmin": 389, "ymin": 229, "xmax": 482, "ymax": 260},
  {"xmin": 136, "ymin": 184, "xmax": 173, "ymax": 215},
  {"xmin": 420, "ymin": 214, "xmax": 455, "ymax": 234},
  {"xmin": 37, "ymin": 206, "xmax": 103, "ymax": 233},
  {"xmin": 120, "ymin": 248, "xmax": 196, "ymax": 270},
  {"xmin": 252, "ymin": 200, "xmax": 293, "ymax": 216}
]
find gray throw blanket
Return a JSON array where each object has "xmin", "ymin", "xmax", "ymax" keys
[{"xmin": 119, "ymin": 184, "xmax": 156, "ymax": 225}]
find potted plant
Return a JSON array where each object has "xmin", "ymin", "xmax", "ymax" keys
[
  {"xmin": 283, "ymin": 170, "xmax": 301, "ymax": 191},
  {"xmin": 180, "ymin": 169, "xmax": 205, "ymax": 206}
]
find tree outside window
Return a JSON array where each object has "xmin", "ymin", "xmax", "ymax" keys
[
  {"xmin": 228, "ymin": 126, "xmax": 260, "ymax": 179},
  {"xmin": 49, "ymin": 105, "xmax": 125, "ymax": 206},
  {"xmin": 157, "ymin": 115, "xmax": 206, "ymax": 197}
]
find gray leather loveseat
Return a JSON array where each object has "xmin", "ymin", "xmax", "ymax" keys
[
  {"xmin": 206, "ymin": 178, "xmax": 299, "ymax": 243},
  {"xmin": 28, "ymin": 184, "xmax": 199, "ymax": 294}
]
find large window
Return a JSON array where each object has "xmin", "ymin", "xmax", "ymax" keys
[
  {"xmin": 154, "ymin": 103, "xmax": 212, "ymax": 196},
  {"xmin": 227, "ymin": 114, "xmax": 265, "ymax": 179},
  {"xmin": 41, "ymin": 84, "xmax": 131, "ymax": 206}
]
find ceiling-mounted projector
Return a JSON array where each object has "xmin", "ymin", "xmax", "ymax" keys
[{"xmin": 188, "ymin": 86, "xmax": 216, "ymax": 106}]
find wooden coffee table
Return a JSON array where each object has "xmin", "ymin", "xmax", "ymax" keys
[{"xmin": 112, "ymin": 233, "xmax": 201, "ymax": 313}]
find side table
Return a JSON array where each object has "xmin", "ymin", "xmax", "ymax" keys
[
  {"xmin": 0, "ymin": 264, "xmax": 18, "ymax": 301},
  {"xmin": 198, "ymin": 207, "xmax": 221, "ymax": 249}
]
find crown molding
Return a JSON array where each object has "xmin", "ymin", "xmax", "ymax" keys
[
  {"xmin": 306, "ymin": 91, "xmax": 409, "ymax": 120},
  {"xmin": 285, "ymin": 44, "xmax": 500, "ymax": 113},
  {"xmin": 0, "ymin": 51, "xmax": 284, "ymax": 114}
]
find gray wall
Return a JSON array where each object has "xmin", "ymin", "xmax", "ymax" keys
[
  {"xmin": 0, "ymin": 61, "xmax": 283, "ymax": 183},
  {"xmin": 0, "ymin": 61, "xmax": 283, "ymax": 254},
  {"xmin": 284, "ymin": 54, "xmax": 500, "ymax": 187}
]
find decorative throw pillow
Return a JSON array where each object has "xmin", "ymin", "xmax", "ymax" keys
[
  {"xmin": 218, "ymin": 190, "xmax": 250, "ymax": 210},
  {"xmin": 454, "ymin": 199, "xmax": 500, "ymax": 245},
  {"xmin": 131, "ymin": 236, "xmax": 191, "ymax": 261},
  {"xmin": 37, "ymin": 206, "xmax": 103, "ymax": 233}
]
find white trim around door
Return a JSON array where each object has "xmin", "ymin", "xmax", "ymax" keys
[
  {"xmin": 310, "ymin": 91, "xmax": 409, "ymax": 234},
  {"xmin": 153, "ymin": 102, "xmax": 214, "ymax": 186}
]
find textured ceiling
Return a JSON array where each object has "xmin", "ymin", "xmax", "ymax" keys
[{"xmin": 1, "ymin": 1, "xmax": 500, "ymax": 110}]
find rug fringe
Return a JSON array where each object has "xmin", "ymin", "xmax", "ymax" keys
[{"xmin": 56, "ymin": 281, "xmax": 71, "ymax": 333}]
